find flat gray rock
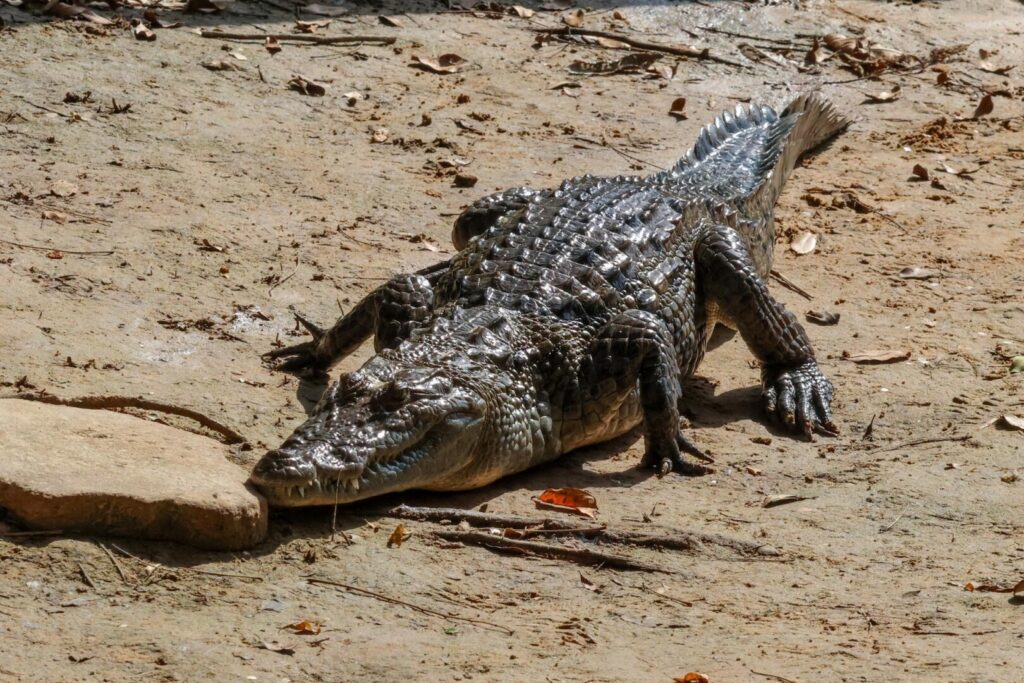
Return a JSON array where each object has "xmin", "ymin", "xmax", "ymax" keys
[{"xmin": 0, "ymin": 399, "xmax": 267, "ymax": 550}]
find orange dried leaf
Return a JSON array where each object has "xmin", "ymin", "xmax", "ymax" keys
[
  {"xmin": 534, "ymin": 488, "xmax": 598, "ymax": 517},
  {"xmin": 387, "ymin": 523, "xmax": 408, "ymax": 547},
  {"xmin": 285, "ymin": 619, "xmax": 322, "ymax": 635},
  {"xmin": 562, "ymin": 9, "xmax": 585, "ymax": 28},
  {"xmin": 668, "ymin": 97, "xmax": 687, "ymax": 120},
  {"xmin": 675, "ymin": 674, "xmax": 710, "ymax": 683}
]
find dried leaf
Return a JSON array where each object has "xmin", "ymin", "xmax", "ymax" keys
[
  {"xmin": 46, "ymin": 2, "xmax": 112, "ymax": 24},
  {"xmin": 911, "ymin": 163, "xmax": 930, "ymax": 180},
  {"xmin": 675, "ymin": 673, "xmax": 710, "ymax": 683},
  {"xmin": 568, "ymin": 52, "xmax": 659, "ymax": 76},
  {"xmin": 50, "ymin": 180, "xmax": 78, "ymax": 197},
  {"xmin": 370, "ymin": 127, "xmax": 389, "ymax": 143},
  {"xmin": 863, "ymin": 85, "xmax": 901, "ymax": 103},
  {"xmin": 411, "ymin": 54, "xmax": 469, "ymax": 74},
  {"xmin": 295, "ymin": 19, "xmax": 332, "ymax": 33},
  {"xmin": 745, "ymin": 466, "xmax": 762, "ymax": 476},
  {"xmin": 1001, "ymin": 473, "xmax": 1018, "ymax": 483},
  {"xmin": 978, "ymin": 60, "xmax": 1013, "ymax": 75},
  {"xmin": 805, "ymin": 310, "xmax": 840, "ymax": 325},
  {"xmin": 201, "ymin": 60, "xmax": 241, "ymax": 71},
  {"xmin": 46, "ymin": 250, "xmax": 64, "ymax": 260},
  {"xmin": 898, "ymin": 266, "xmax": 939, "ymax": 280},
  {"xmin": 41, "ymin": 210, "xmax": 67, "ymax": 224},
  {"xmin": 843, "ymin": 350, "xmax": 911, "ymax": 364},
  {"xmin": 972, "ymin": 94, "xmax": 994, "ymax": 119},
  {"xmin": 762, "ymin": 494, "xmax": 814, "ymax": 508},
  {"xmin": 939, "ymin": 162, "xmax": 980, "ymax": 176},
  {"xmin": 143, "ymin": 10, "xmax": 181, "ymax": 29},
  {"xmin": 999, "ymin": 415, "xmax": 1024, "ymax": 431},
  {"xmin": 534, "ymin": 487, "xmax": 598, "ymax": 517},
  {"xmin": 965, "ymin": 582, "xmax": 1017, "ymax": 593},
  {"xmin": 288, "ymin": 75, "xmax": 326, "ymax": 97},
  {"xmin": 304, "ymin": 3, "xmax": 348, "ymax": 17},
  {"xmin": 579, "ymin": 573, "xmax": 601, "ymax": 592},
  {"xmin": 562, "ymin": 9, "xmax": 585, "ymax": 27},
  {"xmin": 130, "ymin": 19, "xmax": 156, "ymax": 41},
  {"xmin": 453, "ymin": 173, "xmax": 478, "ymax": 188},
  {"xmin": 387, "ymin": 523, "xmax": 408, "ymax": 547},
  {"xmin": 257, "ymin": 641, "xmax": 295, "ymax": 655},
  {"xmin": 285, "ymin": 620, "xmax": 322, "ymax": 635},
  {"xmin": 378, "ymin": 15, "xmax": 402, "ymax": 27},
  {"xmin": 789, "ymin": 231, "xmax": 817, "ymax": 255},
  {"xmin": 668, "ymin": 97, "xmax": 687, "ymax": 120},
  {"xmin": 509, "ymin": 5, "xmax": 534, "ymax": 18},
  {"xmin": 647, "ymin": 63, "xmax": 674, "ymax": 80},
  {"xmin": 265, "ymin": 36, "xmax": 282, "ymax": 55}
]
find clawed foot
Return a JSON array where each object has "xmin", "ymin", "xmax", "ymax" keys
[
  {"xmin": 642, "ymin": 431, "xmax": 715, "ymax": 477},
  {"xmin": 262, "ymin": 312, "xmax": 329, "ymax": 380},
  {"xmin": 762, "ymin": 360, "xmax": 838, "ymax": 437}
]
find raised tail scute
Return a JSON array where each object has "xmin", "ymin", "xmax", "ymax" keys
[{"xmin": 755, "ymin": 92, "xmax": 851, "ymax": 207}]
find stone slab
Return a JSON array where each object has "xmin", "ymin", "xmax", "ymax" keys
[{"xmin": 0, "ymin": 399, "xmax": 266, "ymax": 550}]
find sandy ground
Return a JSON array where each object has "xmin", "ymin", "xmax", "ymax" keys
[{"xmin": 2, "ymin": 0, "xmax": 1023, "ymax": 680}]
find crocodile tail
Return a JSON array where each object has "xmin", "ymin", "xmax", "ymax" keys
[{"xmin": 752, "ymin": 92, "xmax": 850, "ymax": 208}]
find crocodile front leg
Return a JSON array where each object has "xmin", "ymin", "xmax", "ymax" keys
[
  {"xmin": 579, "ymin": 310, "xmax": 714, "ymax": 476},
  {"xmin": 264, "ymin": 273, "xmax": 435, "ymax": 379},
  {"xmin": 695, "ymin": 225, "xmax": 837, "ymax": 436}
]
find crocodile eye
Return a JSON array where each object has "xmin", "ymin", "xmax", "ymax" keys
[{"xmin": 372, "ymin": 383, "xmax": 410, "ymax": 412}]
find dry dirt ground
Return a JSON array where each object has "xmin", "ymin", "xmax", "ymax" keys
[{"xmin": 2, "ymin": 0, "xmax": 1023, "ymax": 681}]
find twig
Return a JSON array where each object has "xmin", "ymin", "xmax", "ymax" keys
[
  {"xmin": 198, "ymin": 30, "xmax": 395, "ymax": 45},
  {"xmin": 10, "ymin": 392, "xmax": 248, "ymax": 446},
  {"xmin": 77, "ymin": 562, "xmax": 98, "ymax": 589},
  {"xmin": 751, "ymin": 671, "xmax": 799, "ymax": 683},
  {"xmin": 0, "ymin": 529, "xmax": 64, "ymax": 537},
  {"xmin": 306, "ymin": 578, "xmax": 514, "ymax": 634},
  {"xmin": 769, "ymin": 269, "xmax": 813, "ymax": 300},
  {"xmin": 98, "ymin": 542, "xmax": 133, "ymax": 585},
  {"xmin": 875, "ymin": 434, "xmax": 971, "ymax": 454},
  {"xmin": 190, "ymin": 569, "xmax": 265, "ymax": 582},
  {"xmin": 388, "ymin": 504, "xmax": 777, "ymax": 557},
  {"xmin": 533, "ymin": 27, "xmax": 748, "ymax": 69},
  {"xmin": 571, "ymin": 136, "xmax": 664, "ymax": 170},
  {"xmin": 699, "ymin": 26, "xmax": 807, "ymax": 47},
  {"xmin": 879, "ymin": 505, "xmax": 909, "ymax": 533},
  {"xmin": 0, "ymin": 238, "xmax": 113, "ymax": 256},
  {"xmin": 434, "ymin": 529, "xmax": 669, "ymax": 572}
]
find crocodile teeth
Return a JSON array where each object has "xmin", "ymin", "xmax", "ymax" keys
[
  {"xmin": 351, "ymin": 479, "xmax": 360, "ymax": 492},
  {"xmin": 298, "ymin": 487, "xmax": 305, "ymax": 498}
]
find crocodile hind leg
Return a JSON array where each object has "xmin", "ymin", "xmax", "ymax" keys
[
  {"xmin": 451, "ymin": 187, "xmax": 542, "ymax": 250},
  {"xmin": 581, "ymin": 310, "xmax": 714, "ymax": 476},
  {"xmin": 695, "ymin": 225, "xmax": 837, "ymax": 436},
  {"xmin": 264, "ymin": 273, "xmax": 435, "ymax": 379}
]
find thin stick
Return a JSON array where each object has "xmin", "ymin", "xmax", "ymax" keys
[
  {"xmin": 10, "ymin": 393, "xmax": 247, "ymax": 446},
  {"xmin": 751, "ymin": 671, "xmax": 799, "ymax": 683},
  {"xmin": 571, "ymin": 135, "xmax": 664, "ymax": 171},
  {"xmin": 770, "ymin": 269, "xmax": 813, "ymax": 300},
  {"xmin": 388, "ymin": 504, "xmax": 777, "ymax": 556},
  {"xmin": 875, "ymin": 434, "xmax": 971, "ymax": 454},
  {"xmin": 533, "ymin": 27, "xmax": 748, "ymax": 68},
  {"xmin": 0, "ymin": 238, "xmax": 113, "ymax": 256},
  {"xmin": 190, "ymin": 569, "xmax": 265, "ymax": 581},
  {"xmin": 98, "ymin": 543, "xmax": 133, "ymax": 584},
  {"xmin": 0, "ymin": 529, "xmax": 64, "ymax": 537},
  {"xmin": 77, "ymin": 562, "xmax": 98, "ymax": 589},
  {"xmin": 699, "ymin": 26, "xmax": 807, "ymax": 47},
  {"xmin": 198, "ymin": 30, "xmax": 396, "ymax": 45},
  {"xmin": 307, "ymin": 578, "xmax": 514, "ymax": 634},
  {"xmin": 434, "ymin": 529, "xmax": 669, "ymax": 572}
]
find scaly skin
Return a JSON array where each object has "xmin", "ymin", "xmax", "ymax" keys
[{"xmin": 251, "ymin": 93, "xmax": 848, "ymax": 507}]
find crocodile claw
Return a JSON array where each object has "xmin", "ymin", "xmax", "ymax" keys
[
  {"xmin": 762, "ymin": 360, "xmax": 838, "ymax": 438},
  {"xmin": 643, "ymin": 430, "xmax": 715, "ymax": 477},
  {"xmin": 262, "ymin": 312, "xmax": 329, "ymax": 380}
]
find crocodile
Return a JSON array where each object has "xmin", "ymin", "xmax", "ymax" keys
[{"xmin": 251, "ymin": 93, "xmax": 848, "ymax": 506}]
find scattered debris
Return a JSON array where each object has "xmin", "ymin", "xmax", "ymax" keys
[
  {"xmin": 288, "ymin": 75, "xmax": 327, "ymax": 97},
  {"xmin": 411, "ymin": 54, "xmax": 470, "ymax": 74},
  {"xmin": 130, "ymin": 19, "xmax": 156, "ymax": 42},
  {"xmin": 898, "ymin": 266, "xmax": 939, "ymax": 280},
  {"xmin": 843, "ymin": 349, "xmax": 911, "ymax": 364},
  {"xmin": 863, "ymin": 85, "xmax": 901, "ymax": 103},
  {"xmin": 805, "ymin": 310, "xmax": 840, "ymax": 325},
  {"xmin": 762, "ymin": 494, "xmax": 815, "ymax": 508},
  {"xmin": 568, "ymin": 52, "xmax": 660, "ymax": 76}
]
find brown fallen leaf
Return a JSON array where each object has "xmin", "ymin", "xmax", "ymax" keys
[
  {"xmin": 911, "ymin": 163, "xmax": 930, "ymax": 180},
  {"xmin": 675, "ymin": 673, "xmax": 710, "ymax": 683},
  {"xmin": 202, "ymin": 60, "xmax": 242, "ymax": 72},
  {"xmin": 295, "ymin": 19, "xmax": 332, "ymax": 33},
  {"xmin": 288, "ymin": 75, "xmax": 326, "ymax": 97},
  {"xmin": 387, "ymin": 523, "xmax": 409, "ymax": 547},
  {"xmin": 46, "ymin": 250, "xmax": 64, "ymax": 260},
  {"xmin": 805, "ymin": 310, "xmax": 840, "ymax": 326},
  {"xmin": 898, "ymin": 266, "xmax": 939, "ymax": 280},
  {"xmin": 978, "ymin": 60, "xmax": 1013, "ymax": 75},
  {"xmin": 130, "ymin": 19, "xmax": 156, "ymax": 41},
  {"xmin": 265, "ymin": 36, "xmax": 282, "ymax": 55},
  {"xmin": 46, "ymin": 1, "xmax": 112, "ymax": 24},
  {"xmin": 568, "ymin": 53, "xmax": 659, "ymax": 76},
  {"xmin": 789, "ymin": 231, "xmax": 817, "ymax": 255},
  {"xmin": 285, "ymin": 620, "xmax": 322, "ymax": 635},
  {"xmin": 762, "ymin": 493, "xmax": 814, "ymax": 508},
  {"xmin": 370, "ymin": 127, "xmax": 389, "ymax": 143},
  {"xmin": 745, "ymin": 466, "xmax": 762, "ymax": 476},
  {"xmin": 668, "ymin": 97, "xmax": 687, "ymax": 120},
  {"xmin": 534, "ymin": 487, "xmax": 598, "ymax": 517},
  {"xmin": 562, "ymin": 9, "xmax": 585, "ymax": 27},
  {"xmin": 863, "ymin": 85, "xmax": 901, "ymax": 103},
  {"xmin": 647, "ymin": 63, "xmax": 674, "ymax": 80},
  {"xmin": 378, "ymin": 15, "xmax": 402, "ymax": 27},
  {"xmin": 509, "ymin": 5, "xmax": 534, "ymax": 18},
  {"xmin": 579, "ymin": 572, "xmax": 601, "ymax": 592},
  {"xmin": 1001, "ymin": 473, "xmax": 1018, "ymax": 483},
  {"xmin": 411, "ymin": 54, "xmax": 469, "ymax": 74},
  {"xmin": 965, "ymin": 582, "xmax": 1017, "ymax": 593},
  {"xmin": 41, "ymin": 210, "xmax": 67, "ymax": 224},
  {"xmin": 972, "ymin": 94, "xmax": 994, "ymax": 119},
  {"xmin": 843, "ymin": 350, "xmax": 911, "ymax": 364}
]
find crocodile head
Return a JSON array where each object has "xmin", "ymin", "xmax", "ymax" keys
[
  {"xmin": 250, "ymin": 315, "xmax": 545, "ymax": 507},
  {"xmin": 251, "ymin": 358, "xmax": 490, "ymax": 506}
]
